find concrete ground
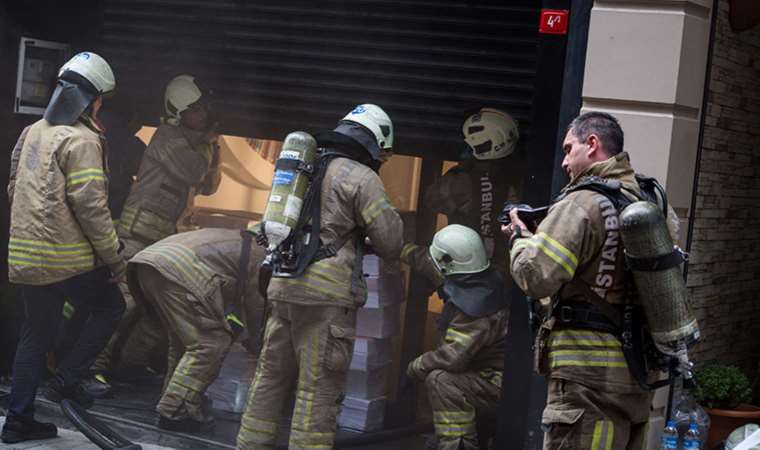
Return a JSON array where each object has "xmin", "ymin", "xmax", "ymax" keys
[{"xmin": 0, "ymin": 416, "xmax": 176, "ymax": 450}]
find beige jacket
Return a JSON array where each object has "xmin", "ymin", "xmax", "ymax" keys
[
  {"xmin": 118, "ymin": 123, "xmax": 220, "ymax": 246},
  {"xmin": 510, "ymin": 152, "xmax": 677, "ymax": 393},
  {"xmin": 128, "ymin": 228, "xmax": 265, "ymax": 334},
  {"xmin": 8, "ymin": 118, "xmax": 125, "ymax": 285},
  {"xmin": 408, "ymin": 306, "xmax": 508, "ymax": 381},
  {"xmin": 268, "ymin": 157, "xmax": 404, "ymax": 309}
]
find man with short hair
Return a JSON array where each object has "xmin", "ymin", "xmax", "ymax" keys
[
  {"xmin": 504, "ymin": 112, "xmax": 676, "ymax": 449},
  {"xmin": 2, "ymin": 52, "xmax": 126, "ymax": 444}
]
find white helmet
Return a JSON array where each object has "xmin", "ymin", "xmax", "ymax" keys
[
  {"xmin": 45, "ymin": 52, "xmax": 115, "ymax": 126},
  {"xmin": 341, "ymin": 104, "xmax": 393, "ymax": 150},
  {"xmin": 58, "ymin": 52, "xmax": 115, "ymax": 94},
  {"xmin": 429, "ymin": 224, "xmax": 490, "ymax": 276},
  {"xmin": 463, "ymin": 108, "xmax": 519, "ymax": 160},
  {"xmin": 164, "ymin": 75, "xmax": 204, "ymax": 124}
]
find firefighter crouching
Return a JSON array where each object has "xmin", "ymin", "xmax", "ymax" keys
[
  {"xmin": 127, "ymin": 227, "xmax": 266, "ymax": 431},
  {"xmin": 403, "ymin": 225, "xmax": 508, "ymax": 450},
  {"xmin": 236, "ymin": 104, "xmax": 404, "ymax": 450},
  {"xmin": 504, "ymin": 112, "xmax": 684, "ymax": 449},
  {"xmin": 2, "ymin": 53, "xmax": 126, "ymax": 444},
  {"xmin": 89, "ymin": 74, "xmax": 222, "ymax": 395}
]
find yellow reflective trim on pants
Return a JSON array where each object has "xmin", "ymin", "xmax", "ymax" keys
[
  {"xmin": 591, "ymin": 420, "xmax": 614, "ymax": 450},
  {"xmin": 444, "ymin": 328, "xmax": 473, "ymax": 346},
  {"xmin": 433, "ymin": 410, "xmax": 475, "ymax": 423},
  {"xmin": 290, "ymin": 430, "xmax": 335, "ymax": 448},
  {"xmin": 433, "ymin": 410, "xmax": 476, "ymax": 437},
  {"xmin": 548, "ymin": 349, "xmax": 627, "ymax": 368}
]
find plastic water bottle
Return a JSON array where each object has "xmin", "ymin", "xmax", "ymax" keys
[
  {"xmin": 683, "ymin": 423, "xmax": 701, "ymax": 449},
  {"xmin": 661, "ymin": 420, "xmax": 679, "ymax": 449},
  {"xmin": 672, "ymin": 391, "xmax": 710, "ymax": 448}
]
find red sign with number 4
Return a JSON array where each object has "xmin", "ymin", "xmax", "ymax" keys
[{"xmin": 539, "ymin": 9, "xmax": 569, "ymax": 35}]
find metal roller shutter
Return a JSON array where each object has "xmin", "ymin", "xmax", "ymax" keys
[{"xmin": 101, "ymin": 0, "xmax": 540, "ymax": 159}]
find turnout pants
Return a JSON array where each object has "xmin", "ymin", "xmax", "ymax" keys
[
  {"xmin": 7, "ymin": 267, "xmax": 124, "ymax": 420},
  {"xmin": 541, "ymin": 378, "xmax": 651, "ymax": 450},
  {"xmin": 425, "ymin": 369, "xmax": 501, "ymax": 450},
  {"xmin": 92, "ymin": 237, "xmax": 167, "ymax": 373},
  {"xmin": 137, "ymin": 264, "xmax": 232, "ymax": 422},
  {"xmin": 236, "ymin": 302, "xmax": 355, "ymax": 450}
]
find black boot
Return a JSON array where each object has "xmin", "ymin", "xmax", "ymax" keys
[
  {"xmin": 1, "ymin": 414, "xmax": 57, "ymax": 444},
  {"xmin": 157, "ymin": 415, "xmax": 215, "ymax": 433},
  {"xmin": 42, "ymin": 376, "xmax": 94, "ymax": 409}
]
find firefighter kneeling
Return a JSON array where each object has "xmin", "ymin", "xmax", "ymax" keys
[
  {"xmin": 127, "ymin": 227, "xmax": 266, "ymax": 431},
  {"xmin": 405, "ymin": 224, "xmax": 508, "ymax": 450}
]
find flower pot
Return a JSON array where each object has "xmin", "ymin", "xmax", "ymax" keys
[{"xmin": 704, "ymin": 404, "xmax": 760, "ymax": 449}]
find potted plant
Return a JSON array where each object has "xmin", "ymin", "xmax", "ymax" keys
[{"xmin": 692, "ymin": 364, "xmax": 760, "ymax": 449}]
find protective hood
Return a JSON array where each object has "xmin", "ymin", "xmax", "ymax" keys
[
  {"xmin": 334, "ymin": 122, "xmax": 382, "ymax": 162},
  {"xmin": 43, "ymin": 78, "xmax": 98, "ymax": 126},
  {"xmin": 312, "ymin": 128, "xmax": 379, "ymax": 171},
  {"xmin": 439, "ymin": 267, "xmax": 508, "ymax": 317}
]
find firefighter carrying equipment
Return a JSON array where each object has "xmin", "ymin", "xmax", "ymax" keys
[
  {"xmin": 550, "ymin": 173, "xmax": 698, "ymax": 388},
  {"xmin": 429, "ymin": 224, "xmax": 490, "ymax": 275},
  {"xmin": 44, "ymin": 52, "xmax": 115, "ymax": 126},
  {"xmin": 463, "ymin": 107, "xmax": 519, "ymax": 161},
  {"xmin": 164, "ymin": 74, "xmax": 205, "ymax": 126}
]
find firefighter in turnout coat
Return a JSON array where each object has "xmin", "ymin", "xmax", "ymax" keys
[
  {"xmin": 90, "ymin": 74, "xmax": 222, "ymax": 390},
  {"xmin": 236, "ymin": 105, "xmax": 404, "ymax": 450},
  {"xmin": 128, "ymin": 227, "xmax": 265, "ymax": 431},
  {"xmin": 505, "ymin": 112, "xmax": 679, "ymax": 450},
  {"xmin": 2, "ymin": 53, "xmax": 126, "ymax": 445},
  {"xmin": 404, "ymin": 225, "xmax": 508, "ymax": 450}
]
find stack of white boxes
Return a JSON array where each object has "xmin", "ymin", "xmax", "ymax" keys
[{"xmin": 338, "ymin": 254, "xmax": 405, "ymax": 432}]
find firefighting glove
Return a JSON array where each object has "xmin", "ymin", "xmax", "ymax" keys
[{"xmin": 406, "ymin": 356, "xmax": 427, "ymax": 382}]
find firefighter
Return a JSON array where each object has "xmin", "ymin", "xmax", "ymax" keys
[
  {"xmin": 236, "ymin": 104, "xmax": 404, "ymax": 450},
  {"xmin": 504, "ymin": 112, "xmax": 679, "ymax": 449},
  {"xmin": 424, "ymin": 108, "xmax": 522, "ymax": 274},
  {"xmin": 126, "ymin": 227, "xmax": 265, "ymax": 431},
  {"xmin": 1, "ymin": 52, "xmax": 126, "ymax": 444},
  {"xmin": 87, "ymin": 74, "xmax": 222, "ymax": 396},
  {"xmin": 404, "ymin": 225, "xmax": 508, "ymax": 450}
]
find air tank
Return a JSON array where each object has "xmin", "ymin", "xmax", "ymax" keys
[
  {"xmin": 619, "ymin": 201, "xmax": 700, "ymax": 356},
  {"xmin": 262, "ymin": 131, "xmax": 317, "ymax": 249}
]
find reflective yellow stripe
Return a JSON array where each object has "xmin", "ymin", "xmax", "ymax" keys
[
  {"xmin": 361, "ymin": 195, "xmax": 393, "ymax": 225},
  {"xmin": 226, "ymin": 313, "xmax": 244, "ymax": 328},
  {"xmin": 66, "ymin": 168, "xmax": 106, "ymax": 187},
  {"xmin": 591, "ymin": 420, "xmax": 614, "ymax": 450},
  {"xmin": 63, "ymin": 301, "xmax": 75, "ymax": 319},
  {"xmin": 549, "ymin": 349, "xmax": 627, "ymax": 368},
  {"xmin": 444, "ymin": 328, "xmax": 473, "ymax": 346},
  {"xmin": 9, "ymin": 238, "xmax": 92, "ymax": 255},
  {"xmin": 433, "ymin": 410, "xmax": 476, "ymax": 437},
  {"xmin": 9, "ymin": 252, "xmax": 94, "ymax": 269},
  {"xmin": 433, "ymin": 410, "xmax": 475, "ymax": 423},
  {"xmin": 401, "ymin": 243, "xmax": 418, "ymax": 260},
  {"xmin": 523, "ymin": 238, "xmax": 576, "ymax": 277},
  {"xmin": 538, "ymin": 232, "xmax": 578, "ymax": 265},
  {"xmin": 91, "ymin": 229, "xmax": 118, "ymax": 250}
]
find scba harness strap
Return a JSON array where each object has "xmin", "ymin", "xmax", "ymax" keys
[
  {"xmin": 551, "ymin": 174, "xmax": 676, "ymax": 390},
  {"xmin": 272, "ymin": 150, "xmax": 363, "ymax": 278}
]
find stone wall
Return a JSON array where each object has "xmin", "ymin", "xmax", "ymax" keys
[{"xmin": 688, "ymin": 0, "xmax": 760, "ymax": 375}]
